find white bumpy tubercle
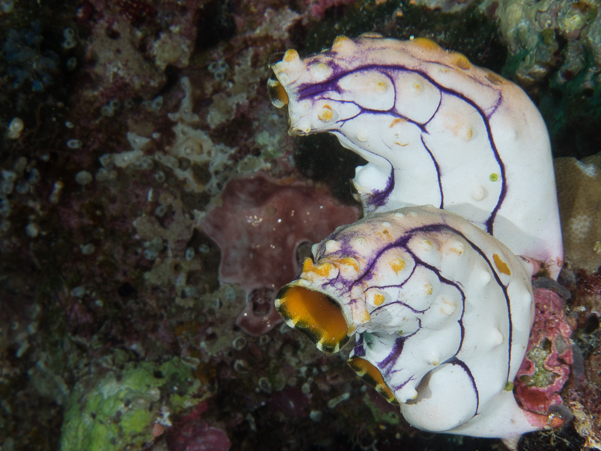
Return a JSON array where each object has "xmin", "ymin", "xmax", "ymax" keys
[
  {"xmin": 269, "ymin": 34, "xmax": 563, "ymax": 279},
  {"xmin": 275, "ymin": 205, "xmax": 541, "ymax": 440}
]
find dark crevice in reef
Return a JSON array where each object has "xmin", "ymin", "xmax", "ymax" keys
[
  {"xmin": 293, "ymin": 134, "xmax": 366, "ymax": 207},
  {"xmin": 292, "ymin": 0, "xmax": 506, "ymax": 75},
  {"xmin": 195, "ymin": 0, "xmax": 237, "ymax": 51}
]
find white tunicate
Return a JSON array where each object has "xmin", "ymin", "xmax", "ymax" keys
[
  {"xmin": 75, "ymin": 170, "xmax": 93, "ymax": 186},
  {"xmin": 65, "ymin": 121, "xmax": 74, "ymax": 129},
  {"xmin": 232, "ymin": 336, "xmax": 247, "ymax": 351},
  {"xmin": 25, "ymin": 223, "xmax": 39, "ymax": 238},
  {"xmin": 185, "ymin": 247, "xmax": 195, "ymax": 261},
  {"xmin": 109, "ymin": 100, "xmax": 120, "ymax": 110},
  {"xmin": 7, "ymin": 117, "xmax": 24, "ymax": 139},
  {"xmin": 154, "ymin": 205, "xmax": 167, "ymax": 217},
  {"xmin": 198, "ymin": 244, "xmax": 210, "ymax": 254},
  {"xmin": 67, "ymin": 139, "xmax": 82, "ymax": 149},
  {"xmin": 258, "ymin": 335, "xmax": 270, "ymax": 345},
  {"xmin": 81, "ymin": 243, "xmax": 95, "ymax": 255},
  {"xmin": 301, "ymin": 382, "xmax": 311, "ymax": 395}
]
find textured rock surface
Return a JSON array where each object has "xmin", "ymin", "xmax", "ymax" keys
[{"xmin": 555, "ymin": 156, "xmax": 601, "ymax": 273}]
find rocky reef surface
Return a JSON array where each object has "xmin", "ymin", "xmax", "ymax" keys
[{"xmin": 0, "ymin": 1, "xmax": 600, "ymax": 450}]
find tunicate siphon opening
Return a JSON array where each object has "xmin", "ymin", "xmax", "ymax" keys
[
  {"xmin": 275, "ymin": 285, "xmax": 348, "ymax": 354},
  {"xmin": 348, "ymin": 356, "xmax": 398, "ymax": 405},
  {"xmin": 267, "ymin": 73, "xmax": 288, "ymax": 109}
]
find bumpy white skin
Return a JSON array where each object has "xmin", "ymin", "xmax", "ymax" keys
[
  {"xmin": 271, "ymin": 35, "xmax": 563, "ymax": 278},
  {"xmin": 283, "ymin": 205, "xmax": 539, "ymax": 440}
]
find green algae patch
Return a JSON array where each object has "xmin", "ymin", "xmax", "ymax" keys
[
  {"xmin": 59, "ymin": 357, "xmax": 207, "ymax": 451},
  {"xmin": 362, "ymin": 392, "xmax": 401, "ymax": 426}
]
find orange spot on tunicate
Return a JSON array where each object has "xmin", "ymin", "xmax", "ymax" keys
[
  {"xmin": 332, "ymin": 35, "xmax": 351, "ymax": 50},
  {"xmin": 327, "ymin": 256, "xmax": 360, "ymax": 273},
  {"xmin": 341, "ymin": 257, "xmax": 360, "ymax": 272},
  {"xmin": 452, "ymin": 53, "xmax": 471, "ymax": 70},
  {"xmin": 318, "ymin": 104, "xmax": 334, "ymax": 122},
  {"xmin": 391, "ymin": 258, "xmax": 406, "ymax": 274},
  {"xmin": 493, "ymin": 253, "xmax": 511, "ymax": 275},
  {"xmin": 302, "ymin": 258, "xmax": 334, "ymax": 278},
  {"xmin": 485, "ymin": 71, "xmax": 504, "ymax": 85},
  {"xmin": 375, "ymin": 81, "xmax": 388, "ymax": 92},
  {"xmin": 411, "ymin": 37, "xmax": 440, "ymax": 51},
  {"xmin": 373, "ymin": 293, "xmax": 385, "ymax": 306},
  {"xmin": 284, "ymin": 49, "xmax": 299, "ymax": 62}
]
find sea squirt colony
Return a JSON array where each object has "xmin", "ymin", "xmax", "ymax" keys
[{"xmin": 268, "ymin": 34, "xmax": 564, "ymax": 446}]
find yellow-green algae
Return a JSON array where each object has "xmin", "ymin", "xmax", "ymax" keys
[{"xmin": 60, "ymin": 356, "xmax": 205, "ymax": 451}]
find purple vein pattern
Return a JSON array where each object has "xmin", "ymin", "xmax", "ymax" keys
[
  {"xmin": 270, "ymin": 35, "xmax": 563, "ymax": 278},
  {"xmin": 288, "ymin": 206, "xmax": 533, "ymax": 426}
]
